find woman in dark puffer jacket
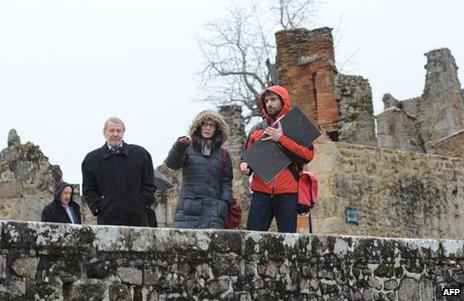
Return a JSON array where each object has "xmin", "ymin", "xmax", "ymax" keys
[{"xmin": 165, "ymin": 110, "xmax": 233, "ymax": 229}]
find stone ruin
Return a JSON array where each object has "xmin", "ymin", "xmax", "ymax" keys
[
  {"xmin": 274, "ymin": 27, "xmax": 377, "ymax": 147},
  {"xmin": 0, "ymin": 129, "xmax": 62, "ymax": 221},
  {"xmin": 273, "ymin": 27, "xmax": 464, "ymax": 159},
  {"xmin": 377, "ymin": 48, "xmax": 464, "ymax": 157}
]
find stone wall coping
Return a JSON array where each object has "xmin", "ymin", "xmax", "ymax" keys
[{"xmin": 1, "ymin": 220, "xmax": 463, "ymax": 257}]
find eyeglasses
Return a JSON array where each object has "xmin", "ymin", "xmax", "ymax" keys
[{"xmin": 201, "ymin": 122, "xmax": 216, "ymax": 128}]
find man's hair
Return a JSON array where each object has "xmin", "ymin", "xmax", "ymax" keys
[
  {"xmin": 103, "ymin": 117, "xmax": 125, "ymax": 133},
  {"xmin": 262, "ymin": 90, "xmax": 281, "ymax": 100}
]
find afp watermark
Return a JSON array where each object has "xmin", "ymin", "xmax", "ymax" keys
[{"xmin": 442, "ymin": 287, "xmax": 461, "ymax": 296}]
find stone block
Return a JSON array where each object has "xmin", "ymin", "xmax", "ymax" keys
[
  {"xmin": 10, "ymin": 196, "xmax": 44, "ymax": 221},
  {"xmin": 66, "ymin": 279, "xmax": 107, "ymax": 301},
  {"xmin": 0, "ymin": 181, "xmax": 21, "ymax": 199},
  {"xmin": 264, "ymin": 262, "xmax": 278, "ymax": 278},
  {"xmin": 0, "ymin": 278, "xmax": 26, "ymax": 297},
  {"xmin": 144, "ymin": 269, "xmax": 161, "ymax": 286},
  {"xmin": 206, "ymin": 279, "xmax": 230, "ymax": 295},
  {"xmin": 368, "ymin": 277, "xmax": 382, "ymax": 290},
  {"xmin": 420, "ymin": 278, "xmax": 434, "ymax": 300},
  {"xmin": 0, "ymin": 256, "xmax": 5, "ymax": 279},
  {"xmin": 398, "ymin": 278, "xmax": 419, "ymax": 301},
  {"xmin": 362, "ymin": 288, "xmax": 374, "ymax": 301},
  {"xmin": 11, "ymin": 257, "xmax": 39, "ymax": 279},
  {"xmin": 384, "ymin": 279, "xmax": 398, "ymax": 290},
  {"xmin": 117, "ymin": 267, "xmax": 142, "ymax": 285},
  {"xmin": 109, "ymin": 283, "xmax": 131, "ymax": 301}
]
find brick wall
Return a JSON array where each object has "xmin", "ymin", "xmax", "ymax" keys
[{"xmin": 275, "ymin": 28, "xmax": 339, "ymax": 138}]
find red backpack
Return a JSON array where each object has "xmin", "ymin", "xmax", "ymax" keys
[
  {"xmin": 297, "ymin": 171, "xmax": 318, "ymax": 214},
  {"xmin": 220, "ymin": 149, "xmax": 243, "ymax": 229}
]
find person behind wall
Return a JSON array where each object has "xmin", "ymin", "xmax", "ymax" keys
[
  {"xmin": 41, "ymin": 181, "xmax": 82, "ymax": 224},
  {"xmin": 165, "ymin": 110, "xmax": 233, "ymax": 229},
  {"xmin": 81, "ymin": 117, "xmax": 157, "ymax": 227},
  {"xmin": 240, "ymin": 85, "xmax": 315, "ymax": 233}
]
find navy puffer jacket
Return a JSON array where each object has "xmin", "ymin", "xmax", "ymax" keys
[{"xmin": 165, "ymin": 111, "xmax": 233, "ymax": 229}]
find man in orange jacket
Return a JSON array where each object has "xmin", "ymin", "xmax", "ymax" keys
[{"xmin": 240, "ymin": 85, "xmax": 315, "ymax": 233}]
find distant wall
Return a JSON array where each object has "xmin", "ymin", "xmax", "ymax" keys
[
  {"xmin": 335, "ymin": 74, "xmax": 376, "ymax": 146},
  {"xmin": 431, "ymin": 130, "xmax": 464, "ymax": 158},
  {"xmin": 0, "ymin": 220, "xmax": 463, "ymax": 300},
  {"xmin": 308, "ymin": 141, "xmax": 464, "ymax": 240}
]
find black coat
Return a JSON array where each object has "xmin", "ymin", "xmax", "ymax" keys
[
  {"xmin": 165, "ymin": 139, "xmax": 233, "ymax": 229},
  {"xmin": 81, "ymin": 142, "xmax": 156, "ymax": 226},
  {"xmin": 41, "ymin": 181, "xmax": 82, "ymax": 224}
]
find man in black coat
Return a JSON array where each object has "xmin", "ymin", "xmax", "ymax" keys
[
  {"xmin": 41, "ymin": 181, "xmax": 81, "ymax": 224},
  {"xmin": 81, "ymin": 117, "xmax": 156, "ymax": 227}
]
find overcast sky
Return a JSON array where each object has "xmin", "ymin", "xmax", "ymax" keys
[{"xmin": 0, "ymin": 0, "xmax": 463, "ymax": 184}]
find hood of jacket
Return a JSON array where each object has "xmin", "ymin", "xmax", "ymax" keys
[
  {"xmin": 259, "ymin": 85, "xmax": 291, "ymax": 123},
  {"xmin": 189, "ymin": 110, "xmax": 229, "ymax": 151},
  {"xmin": 52, "ymin": 181, "xmax": 74, "ymax": 205}
]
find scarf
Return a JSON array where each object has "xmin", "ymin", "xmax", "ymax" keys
[{"xmin": 201, "ymin": 139, "xmax": 213, "ymax": 156}]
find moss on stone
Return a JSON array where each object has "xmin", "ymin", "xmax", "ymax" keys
[{"xmin": 374, "ymin": 263, "xmax": 394, "ymax": 277}]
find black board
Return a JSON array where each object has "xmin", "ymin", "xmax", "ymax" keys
[
  {"xmin": 279, "ymin": 106, "xmax": 321, "ymax": 146},
  {"xmin": 242, "ymin": 140, "xmax": 291, "ymax": 184}
]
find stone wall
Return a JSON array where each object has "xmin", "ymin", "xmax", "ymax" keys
[
  {"xmin": 431, "ymin": 130, "xmax": 464, "ymax": 158},
  {"xmin": 308, "ymin": 141, "xmax": 464, "ymax": 240},
  {"xmin": 0, "ymin": 220, "xmax": 462, "ymax": 300},
  {"xmin": 419, "ymin": 49, "xmax": 464, "ymax": 151},
  {"xmin": 219, "ymin": 105, "xmax": 251, "ymax": 214},
  {"xmin": 335, "ymin": 74, "xmax": 376, "ymax": 146},
  {"xmin": 155, "ymin": 162, "xmax": 181, "ymax": 228},
  {"xmin": 376, "ymin": 107, "xmax": 423, "ymax": 152}
]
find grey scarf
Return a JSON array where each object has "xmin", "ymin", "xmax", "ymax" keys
[{"xmin": 201, "ymin": 139, "xmax": 213, "ymax": 156}]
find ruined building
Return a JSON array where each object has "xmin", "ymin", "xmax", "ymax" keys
[
  {"xmin": 273, "ymin": 28, "xmax": 464, "ymax": 158},
  {"xmin": 377, "ymin": 48, "xmax": 464, "ymax": 157},
  {"xmin": 275, "ymin": 27, "xmax": 377, "ymax": 147}
]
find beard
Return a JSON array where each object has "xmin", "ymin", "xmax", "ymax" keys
[
  {"xmin": 107, "ymin": 138, "xmax": 122, "ymax": 148},
  {"xmin": 267, "ymin": 107, "xmax": 279, "ymax": 117}
]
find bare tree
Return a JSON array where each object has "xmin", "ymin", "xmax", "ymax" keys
[
  {"xmin": 273, "ymin": 0, "xmax": 320, "ymax": 29},
  {"xmin": 196, "ymin": 0, "xmax": 319, "ymax": 124}
]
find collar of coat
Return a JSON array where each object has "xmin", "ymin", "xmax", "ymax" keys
[
  {"xmin": 51, "ymin": 199, "xmax": 81, "ymax": 210},
  {"xmin": 101, "ymin": 141, "xmax": 129, "ymax": 159}
]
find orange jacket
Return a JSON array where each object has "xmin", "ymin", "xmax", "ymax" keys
[{"xmin": 245, "ymin": 85, "xmax": 315, "ymax": 194}]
